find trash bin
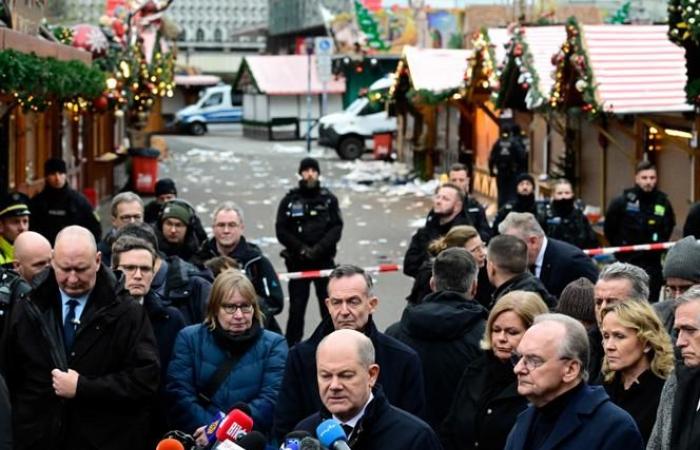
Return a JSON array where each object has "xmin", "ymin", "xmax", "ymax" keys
[
  {"xmin": 128, "ymin": 147, "xmax": 160, "ymax": 194},
  {"xmin": 372, "ymin": 132, "xmax": 393, "ymax": 160}
]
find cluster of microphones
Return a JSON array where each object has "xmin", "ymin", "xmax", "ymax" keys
[{"xmin": 153, "ymin": 402, "xmax": 353, "ymax": 450}]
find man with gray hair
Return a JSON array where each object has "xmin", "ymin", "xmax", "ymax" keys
[
  {"xmin": 98, "ymin": 191, "xmax": 144, "ymax": 264},
  {"xmin": 395, "ymin": 247, "xmax": 487, "ymax": 429},
  {"xmin": 648, "ymin": 286, "xmax": 700, "ymax": 450},
  {"xmin": 505, "ymin": 313, "xmax": 643, "ymax": 450},
  {"xmin": 294, "ymin": 329, "xmax": 440, "ymax": 449},
  {"xmin": 196, "ymin": 202, "xmax": 283, "ymax": 332},
  {"xmin": 499, "ymin": 212, "xmax": 598, "ymax": 298}
]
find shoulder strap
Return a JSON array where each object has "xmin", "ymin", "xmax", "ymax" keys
[{"xmin": 197, "ymin": 352, "xmax": 242, "ymax": 406}]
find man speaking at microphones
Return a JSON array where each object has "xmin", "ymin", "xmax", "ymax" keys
[
  {"xmin": 293, "ymin": 330, "xmax": 440, "ymax": 450},
  {"xmin": 1, "ymin": 226, "xmax": 160, "ymax": 450}
]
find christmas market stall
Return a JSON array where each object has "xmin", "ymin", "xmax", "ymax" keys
[
  {"xmin": 233, "ymin": 55, "xmax": 346, "ymax": 141},
  {"xmin": 548, "ymin": 19, "xmax": 694, "ymax": 219},
  {"xmin": 388, "ymin": 46, "xmax": 472, "ymax": 179}
]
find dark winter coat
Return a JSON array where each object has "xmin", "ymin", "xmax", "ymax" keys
[
  {"xmin": 272, "ymin": 317, "xmax": 426, "ymax": 441},
  {"xmin": 145, "ymin": 200, "xmax": 208, "ymax": 244},
  {"xmin": 151, "ymin": 257, "xmax": 212, "ymax": 325},
  {"xmin": 403, "ymin": 208, "xmax": 477, "ymax": 278},
  {"xmin": 393, "ymin": 290, "xmax": 487, "ymax": 428},
  {"xmin": 492, "ymin": 272, "xmax": 557, "ymax": 308},
  {"xmin": 407, "ymin": 260, "xmax": 493, "ymax": 309},
  {"xmin": 544, "ymin": 201, "xmax": 599, "ymax": 249},
  {"xmin": 492, "ymin": 196, "xmax": 547, "ymax": 235},
  {"xmin": 275, "ymin": 183, "xmax": 343, "ymax": 271},
  {"xmin": 464, "ymin": 197, "xmax": 493, "ymax": 242},
  {"xmin": 295, "ymin": 386, "xmax": 441, "ymax": 450},
  {"xmin": 29, "ymin": 184, "xmax": 101, "ymax": 244},
  {"xmin": 143, "ymin": 290, "xmax": 186, "ymax": 376},
  {"xmin": 504, "ymin": 384, "xmax": 644, "ymax": 450},
  {"xmin": 538, "ymin": 238, "xmax": 598, "ymax": 299},
  {"xmin": 197, "ymin": 236, "xmax": 284, "ymax": 332},
  {"xmin": 3, "ymin": 266, "xmax": 160, "ymax": 450},
  {"xmin": 0, "ymin": 374, "xmax": 10, "ymax": 450},
  {"xmin": 683, "ymin": 201, "xmax": 700, "ymax": 237},
  {"xmin": 441, "ymin": 353, "xmax": 527, "ymax": 450},
  {"xmin": 166, "ymin": 324, "xmax": 288, "ymax": 435}
]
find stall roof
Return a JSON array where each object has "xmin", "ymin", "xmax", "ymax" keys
[
  {"xmin": 403, "ymin": 46, "xmax": 472, "ymax": 92},
  {"xmin": 487, "ymin": 27, "xmax": 510, "ymax": 65},
  {"xmin": 521, "ymin": 26, "xmax": 566, "ymax": 103},
  {"xmin": 174, "ymin": 74, "xmax": 222, "ymax": 86},
  {"xmin": 236, "ymin": 55, "xmax": 345, "ymax": 95},
  {"xmin": 583, "ymin": 25, "xmax": 691, "ymax": 114}
]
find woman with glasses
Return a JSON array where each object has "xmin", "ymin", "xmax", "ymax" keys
[
  {"xmin": 406, "ymin": 225, "xmax": 493, "ymax": 308},
  {"xmin": 440, "ymin": 291, "xmax": 549, "ymax": 450},
  {"xmin": 600, "ymin": 301, "xmax": 674, "ymax": 443},
  {"xmin": 166, "ymin": 270, "xmax": 288, "ymax": 443}
]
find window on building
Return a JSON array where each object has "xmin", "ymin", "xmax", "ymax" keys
[
  {"xmin": 196, "ymin": 28, "xmax": 205, "ymax": 42},
  {"xmin": 214, "ymin": 28, "xmax": 223, "ymax": 42}
]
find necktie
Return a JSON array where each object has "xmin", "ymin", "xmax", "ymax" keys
[
  {"xmin": 342, "ymin": 424, "xmax": 353, "ymax": 438},
  {"xmin": 63, "ymin": 299, "xmax": 79, "ymax": 352}
]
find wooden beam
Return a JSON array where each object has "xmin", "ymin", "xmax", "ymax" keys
[
  {"xmin": 594, "ymin": 124, "xmax": 635, "ymax": 164},
  {"xmin": 477, "ymin": 102, "xmax": 499, "ymax": 126}
]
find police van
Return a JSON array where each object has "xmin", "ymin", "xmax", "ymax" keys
[{"xmin": 174, "ymin": 85, "xmax": 242, "ymax": 135}]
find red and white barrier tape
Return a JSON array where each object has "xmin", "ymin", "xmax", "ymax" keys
[
  {"xmin": 278, "ymin": 263, "xmax": 402, "ymax": 281},
  {"xmin": 583, "ymin": 241, "xmax": 676, "ymax": 256}
]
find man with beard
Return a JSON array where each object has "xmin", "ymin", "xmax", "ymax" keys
[
  {"xmin": 276, "ymin": 157, "xmax": 343, "ymax": 345},
  {"xmin": 492, "ymin": 173, "xmax": 546, "ymax": 235},
  {"xmin": 605, "ymin": 161, "xmax": 675, "ymax": 302},
  {"xmin": 403, "ymin": 183, "xmax": 470, "ymax": 278},
  {"xmin": 29, "ymin": 158, "xmax": 101, "ymax": 244},
  {"xmin": 543, "ymin": 179, "xmax": 598, "ymax": 249},
  {"xmin": 447, "ymin": 163, "xmax": 491, "ymax": 242}
]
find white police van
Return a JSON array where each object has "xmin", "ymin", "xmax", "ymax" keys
[{"xmin": 174, "ymin": 85, "xmax": 242, "ymax": 135}]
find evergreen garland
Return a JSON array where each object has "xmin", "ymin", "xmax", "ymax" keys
[
  {"xmin": 0, "ymin": 49, "xmax": 105, "ymax": 111},
  {"xmin": 407, "ymin": 87, "xmax": 458, "ymax": 106},
  {"xmin": 494, "ymin": 25, "xmax": 546, "ymax": 111},
  {"xmin": 668, "ymin": 0, "xmax": 700, "ymax": 44}
]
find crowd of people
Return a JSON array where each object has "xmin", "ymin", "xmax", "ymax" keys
[{"xmin": 0, "ymin": 155, "xmax": 699, "ymax": 450}]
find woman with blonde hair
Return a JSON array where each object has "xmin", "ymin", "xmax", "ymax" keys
[
  {"xmin": 407, "ymin": 225, "xmax": 492, "ymax": 307},
  {"xmin": 441, "ymin": 291, "xmax": 549, "ymax": 450},
  {"xmin": 166, "ymin": 270, "xmax": 288, "ymax": 444},
  {"xmin": 600, "ymin": 301, "xmax": 674, "ymax": 443}
]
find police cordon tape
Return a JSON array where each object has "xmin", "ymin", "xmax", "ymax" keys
[{"xmin": 277, "ymin": 241, "xmax": 680, "ymax": 280}]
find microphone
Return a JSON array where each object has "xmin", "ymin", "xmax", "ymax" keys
[
  {"xmin": 161, "ymin": 430, "xmax": 196, "ymax": 450},
  {"xmin": 300, "ymin": 436, "xmax": 323, "ymax": 450},
  {"xmin": 281, "ymin": 430, "xmax": 312, "ymax": 450},
  {"xmin": 316, "ymin": 419, "xmax": 351, "ymax": 450},
  {"xmin": 214, "ymin": 409, "xmax": 254, "ymax": 443},
  {"xmin": 155, "ymin": 438, "xmax": 185, "ymax": 450},
  {"xmin": 205, "ymin": 402, "xmax": 253, "ymax": 445},
  {"xmin": 213, "ymin": 431, "xmax": 267, "ymax": 450}
]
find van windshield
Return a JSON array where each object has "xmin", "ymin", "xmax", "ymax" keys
[{"xmin": 346, "ymin": 97, "xmax": 368, "ymax": 115}]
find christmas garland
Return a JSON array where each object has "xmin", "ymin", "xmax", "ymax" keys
[
  {"xmin": 467, "ymin": 28, "xmax": 499, "ymax": 98},
  {"xmin": 668, "ymin": 0, "xmax": 700, "ymax": 44},
  {"xmin": 494, "ymin": 24, "xmax": 545, "ymax": 111},
  {"xmin": 0, "ymin": 49, "xmax": 105, "ymax": 111},
  {"xmin": 549, "ymin": 17, "xmax": 601, "ymax": 118},
  {"xmin": 407, "ymin": 87, "xmax": 459, "ymax": 106}
]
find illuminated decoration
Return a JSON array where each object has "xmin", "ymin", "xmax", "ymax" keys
[
  {"xmin": 646, "ymin": 126, "xmax": 662, "ymax": 152},
  {"xmin": 548, "ymin": 17, "xmax": 602, "ymax": 118},
  {"xmin": 464, "ymin": 28, "xmax": 499, "ymax": 102},
  {"xmin": 668, "ymin": 0, "xmax": 700, "ymax": 105}
]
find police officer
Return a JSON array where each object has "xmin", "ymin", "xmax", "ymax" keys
[
  {"xmin": 276, "ymin": 157, "xmax": 343, "ymax": 345},
  {"xmin": 604, "ymin": 161, "xmax": 675, "ymax": 302},
  {"xmin": 447, "ymin": 163, "xmax": 491, "ymax": 242},
  {"xmin": 0, "ymin": 192, "xmax": 31, "ymax": 267},
  {"xmin": 544, "ymin": 179, "xmax": 598, "ymax": 249},
  {"xmin": 488, "ymin": 120, "xmax": 528, "ymax": 207},
  {"xmin": 492, "ymin": 173, "xmax": 547, "ymax": 235}
]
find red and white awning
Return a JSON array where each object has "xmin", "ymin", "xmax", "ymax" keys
[{"xmin": 241, "ymin": 55, "xmax": 346, "ymax": 96}]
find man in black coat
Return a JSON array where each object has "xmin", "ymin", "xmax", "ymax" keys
[
  {"xmin": 273, "ymin": 265, "xmax": 426, "ymax": 442},
  {"xmin": 97, "ymin": 191, "xmax": 145, "ymax": 265},
  {"xmin": 499, "ymin": 211, "xmax": 598, "ymax": 299},
  {"xmin": 0, "ymin": 374, "xmax": 10, "ymax": 450},
  {"xmin": 487, "ymin": 234, "xmax": 556, "ymax": 308},
  {"xmin": 1, "ymin": 226, "xmax": 160, "ymax": 450},
  {"xmin": 394, "ymin": 247, "xmax": 487, "ymax": 429},
  {"xmin": 294, "ymin": 330, "xmax": 440, "ymax": 450},
  {"xmin": 276, "ymin": 157, "xmax": 343, "ymax": 345},
  {"xmin": 403, "ymin": 183, "xmax": 474, "ymax": 278},
  {"xmin": 491, "ymin": 173, "xmax": 547, "ymax": 235},
  {"xmin": 197, "ymin": 202, "xmax": 284, "ymax": 332},
  {"xmin": 29, "ymin": 158, "xmax": 101, "ymax": 244},
  {"xmin": 155, "ymin": 200, "xmax": 204, "ymax": 264},
  {"xmin": 447, "ymin": 163, "xmax": 492, "ymax": 242},
  {"xmin": 488, "ymin": 121, "xmax": 528, "ymax": 207}
]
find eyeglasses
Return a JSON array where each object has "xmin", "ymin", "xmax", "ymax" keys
[
  {"xmin": 510, "ymin": 351, "xmax": 571, "ymax": 371},
  {"xmin": 118, "ymin": 265, "xmax": 153, "ymax": 275},
  {"xmin": 220, "ymin": 303, "xmax": 254, "ymax": 314}
]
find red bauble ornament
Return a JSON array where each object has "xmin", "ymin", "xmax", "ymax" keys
[
  {"xmin": 93, "ymin": 95, "xmax": 109, "ymax": 112},
  {"xmin": 71, "ymin": 24, "xmax": 109, "ymax": 57}
]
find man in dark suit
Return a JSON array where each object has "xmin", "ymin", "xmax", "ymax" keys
[{"xmin": 498, "ymin": 212, "xmax": 598, "ymax": 299}]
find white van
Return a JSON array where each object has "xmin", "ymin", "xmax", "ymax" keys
[
  {"xmin": 174, "ymin": 85, "xmax": 242, "ymax": 135},
  {"xmin": 317, "ymin": 76, "xmax": 397, "ymax": 160}
]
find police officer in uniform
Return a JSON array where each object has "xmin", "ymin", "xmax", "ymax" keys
[
  {"xmin": 276, "ymin": 157, "xmax": 343, "ymax": 345},
  {"xmin": 604, "ymin": 161, "xmax": 675, "ymax": 302},
  {"xmin": 489, "ymin": 121, "xmax": 528, "ymax": 207},
  {"xmin": 492, "ymin": 173, "xmax": 547, "ymax": 235},
  {"xmin": 0, "ymin": 192, "xmax": 31, "ymax": 268},
  {"xmin": 544, "ymin": 179, "xmax": 598, "ymax": 249}
]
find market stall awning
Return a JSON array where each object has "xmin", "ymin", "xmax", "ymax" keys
[
  {"xmin": 583, "ymin": 25, "xmax": 691, "ymax": 114},
  {"xmin": 235, "ymin": 55, "xmax": 346, "ymax": 95},
  {"xmin": 174, "ymin": 74, "xmax": 221, "ymax": 86},
  {"xmin": 403, "ymin": 46, "xmax": 472, "ymax": 92},
  {"xmin": 524, "ymin": 26, "xmax": 566, "ymax": 104}
]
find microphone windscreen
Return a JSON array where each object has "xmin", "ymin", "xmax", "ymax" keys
[
  {"xmin": 300, "ymin": 437, "xmax": 322, "ymax": 450},
  {"xmin": 156, "ymin": 438, "xmax": 185, "ymax": 450},
  {"xmin": 282, "ymin": 430, "xmax": 312, "ymax": 450},
  {"xmin": 316, "ymin": 419, "xmax": 347, "ymax": 449},
  {"xmin": 230, "ymin": 401, "xmax": 253, "ymax": 417},
  {"xmin": 215, "ymin": 409, "xmax": 254, "ymax": 442},
  {"xmin": 236, "ymin": 430, "xmax": 267, "ymax": 450}
]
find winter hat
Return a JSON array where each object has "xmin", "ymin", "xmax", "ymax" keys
[
  {"xmin": 44, "ymin": 158, "xmax": 67, "ymax": 175},
  {"xmin": 161, "ymin": 202, "xmax": 192, "ymax": 226},
  {"xmin": 155, "ymin": 178, "xmax": 177, "ymax": 197},
  {"xmin": 557, "ymin": 277, "xmax": 596, "ymax": 325},
  {"xmin": 298, "ymin": 157, "xmax": 320, "ymax": 175},
  {"xmin": 515, "ymin": 173, "xmax": 535, "ymax": 186},
  {"xmin": 0, "ymin": 192, "xmax": 31, "ymax": 219},
  {"xmin": 663, "ymin": 236, "xmax": 700, "ymax": 282}
]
